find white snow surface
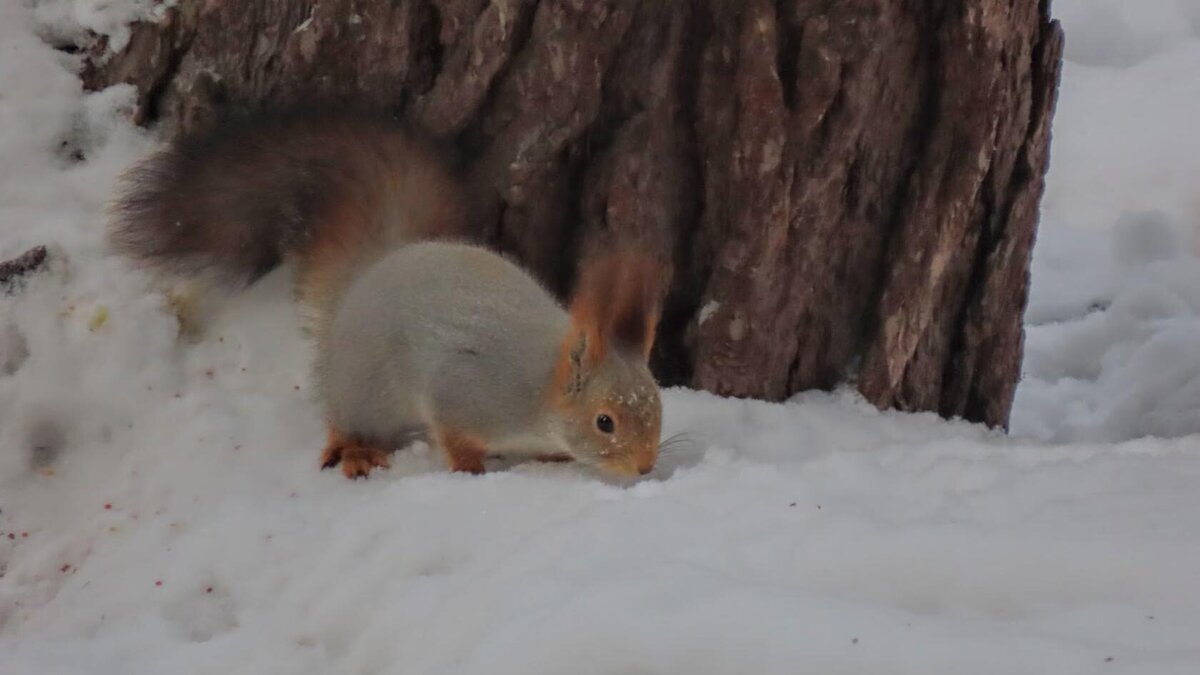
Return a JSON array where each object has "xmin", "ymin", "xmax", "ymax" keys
[
  {"xmin": 1013, "ymin": 0, "xmax": 1200, "ymax": 442},
  {"xmin": 2, "ymin": 1, "xmax": 1199, "ymax": 673}
]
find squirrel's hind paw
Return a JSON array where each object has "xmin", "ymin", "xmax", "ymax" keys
[
  {"xmin": 320, "ymin": 433, "xmax": 392, "ymax": 479},
  {"xmin": 340, "ymin": 446, "xmax": 392, "ymax": 479},
  {"xmin": 319, "ymin": 444, "xmax": 343, "ymax": 470}
]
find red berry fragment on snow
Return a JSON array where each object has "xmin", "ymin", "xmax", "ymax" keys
[
  {"xmin": 205, "ymin": 587, "xmax": 214, "ymax": 594},
  {"xmin": 155, "ymin": 580, "xmax": 163, "ymax": 587},
  {"xmin": 104, "ymin": 503, "xmax": 112, "ymax": 510}
]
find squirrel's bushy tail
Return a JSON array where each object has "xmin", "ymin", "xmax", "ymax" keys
[{"xmin": 110, "ymin": 108, "xmax": 471, "ymax": 319}]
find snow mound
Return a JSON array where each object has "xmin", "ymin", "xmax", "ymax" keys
[
  {"xmin": 1013, "ymin": 1, "xmax": 1200, "ymax": 443},
  {"xmin": 1016, "ymin": 220, "xmax": 1200, "ymax": 441},
  {"xmin": 1052, "ymin": 0, "xmax": 1200, "ymax": 68}
]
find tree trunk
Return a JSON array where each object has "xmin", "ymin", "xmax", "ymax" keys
[{"xmin": 80, "ymin": 0, "xmax": 1063, "ymax": 428}]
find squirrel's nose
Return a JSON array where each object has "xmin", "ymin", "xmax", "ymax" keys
[{"xmin": 637, "ymin": 464, "xmax": 653, "ymax": 476}]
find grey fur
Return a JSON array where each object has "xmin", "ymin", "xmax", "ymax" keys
[
  {"xmin": 323, "ymin": 241, "xmax": 661, "ymax": 471},
  {"xmin": 323, "ymin": 242, "xmax": 570, "ymax": 455}
]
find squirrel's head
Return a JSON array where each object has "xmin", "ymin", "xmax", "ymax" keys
[{"xmin": 552, "ymin": 251, "xmax": 664, "ymax": 478}]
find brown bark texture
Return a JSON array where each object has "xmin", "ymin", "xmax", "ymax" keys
[{"xmin": 79, "ymin": 0, "xmax": 1063, "ymax": 428}]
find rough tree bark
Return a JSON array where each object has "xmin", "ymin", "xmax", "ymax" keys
[{"xmin": 79, "ymin": 0, "xmax": 1063, "ymax": 428}]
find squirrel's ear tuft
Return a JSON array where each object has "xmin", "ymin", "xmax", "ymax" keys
[
  {"xmin": 566, "ymin": 250, "xmax": 662, "ymax": 364},
  {"xmin": 556, "ymin": 327, "xmax": 591, "ymax": 397}
]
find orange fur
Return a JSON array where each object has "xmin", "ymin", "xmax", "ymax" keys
[
  {"xmin": 558, "ymin": 251, "xmax": 662, "ymax": 377},
  {"xmin": 294, "ymin": 201, "xmax": 376, "ymax": 319},
  {"xmin": 320, "ymin": 428, "xmax": 392, "ymax": 479},
  {"xmin": 434, "ymin": 426, "xmax": 489, "ymax": 475},
  {"xmin": 293, "ymin": 134, "xmax": 470, "ymax": 322},
  {"xmin": 542, "ymin": 251, "xmax": 664, "ymax": 476}
]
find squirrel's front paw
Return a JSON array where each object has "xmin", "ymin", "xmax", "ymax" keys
[
  {"xmin": 320, "ymin": 431, "xmax": 392, "ymax": 479},
  {"xmin": 434, "ymin": 426, "xmax": 488, "ymax": 475}
]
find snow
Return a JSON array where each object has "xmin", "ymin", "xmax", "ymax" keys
[
  {"xmin": 1013, "ymin": 0, "xmax": 1200, "ymax": 442},
  {"xmin": 2, "ymin": 1, "xmax": 1200, "ymax": 673},
  {"xmin": 32, "ymin": 0, "xmax": 166, "ymax": 53}
]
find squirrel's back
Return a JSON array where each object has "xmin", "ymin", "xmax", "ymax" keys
[{"xmin": 322, "ymin": 241, "xmax": 570, "ymax": 448}]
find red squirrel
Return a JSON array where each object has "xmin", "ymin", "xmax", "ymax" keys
[{"xmin": 109, "ymin": 108, "xmax": 664, "ymax": 479}]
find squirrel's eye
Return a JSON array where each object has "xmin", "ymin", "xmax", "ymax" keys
[{"xmin": 596, "ymin": 414, "xmax": 615, "ymax": 434}]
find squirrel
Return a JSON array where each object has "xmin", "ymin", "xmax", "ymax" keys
[{"xmin": 109, "ymin": 108, "xmax": 664, "ymax": 479}]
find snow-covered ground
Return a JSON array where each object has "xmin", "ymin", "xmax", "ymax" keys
[
  {"xmin": 2, "ymin": 1, "xmax": 1199, "ymax": 673},
  {"xmin": 1014, "ymin": 0, "xmax": 1200, "ymax": 443}
]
